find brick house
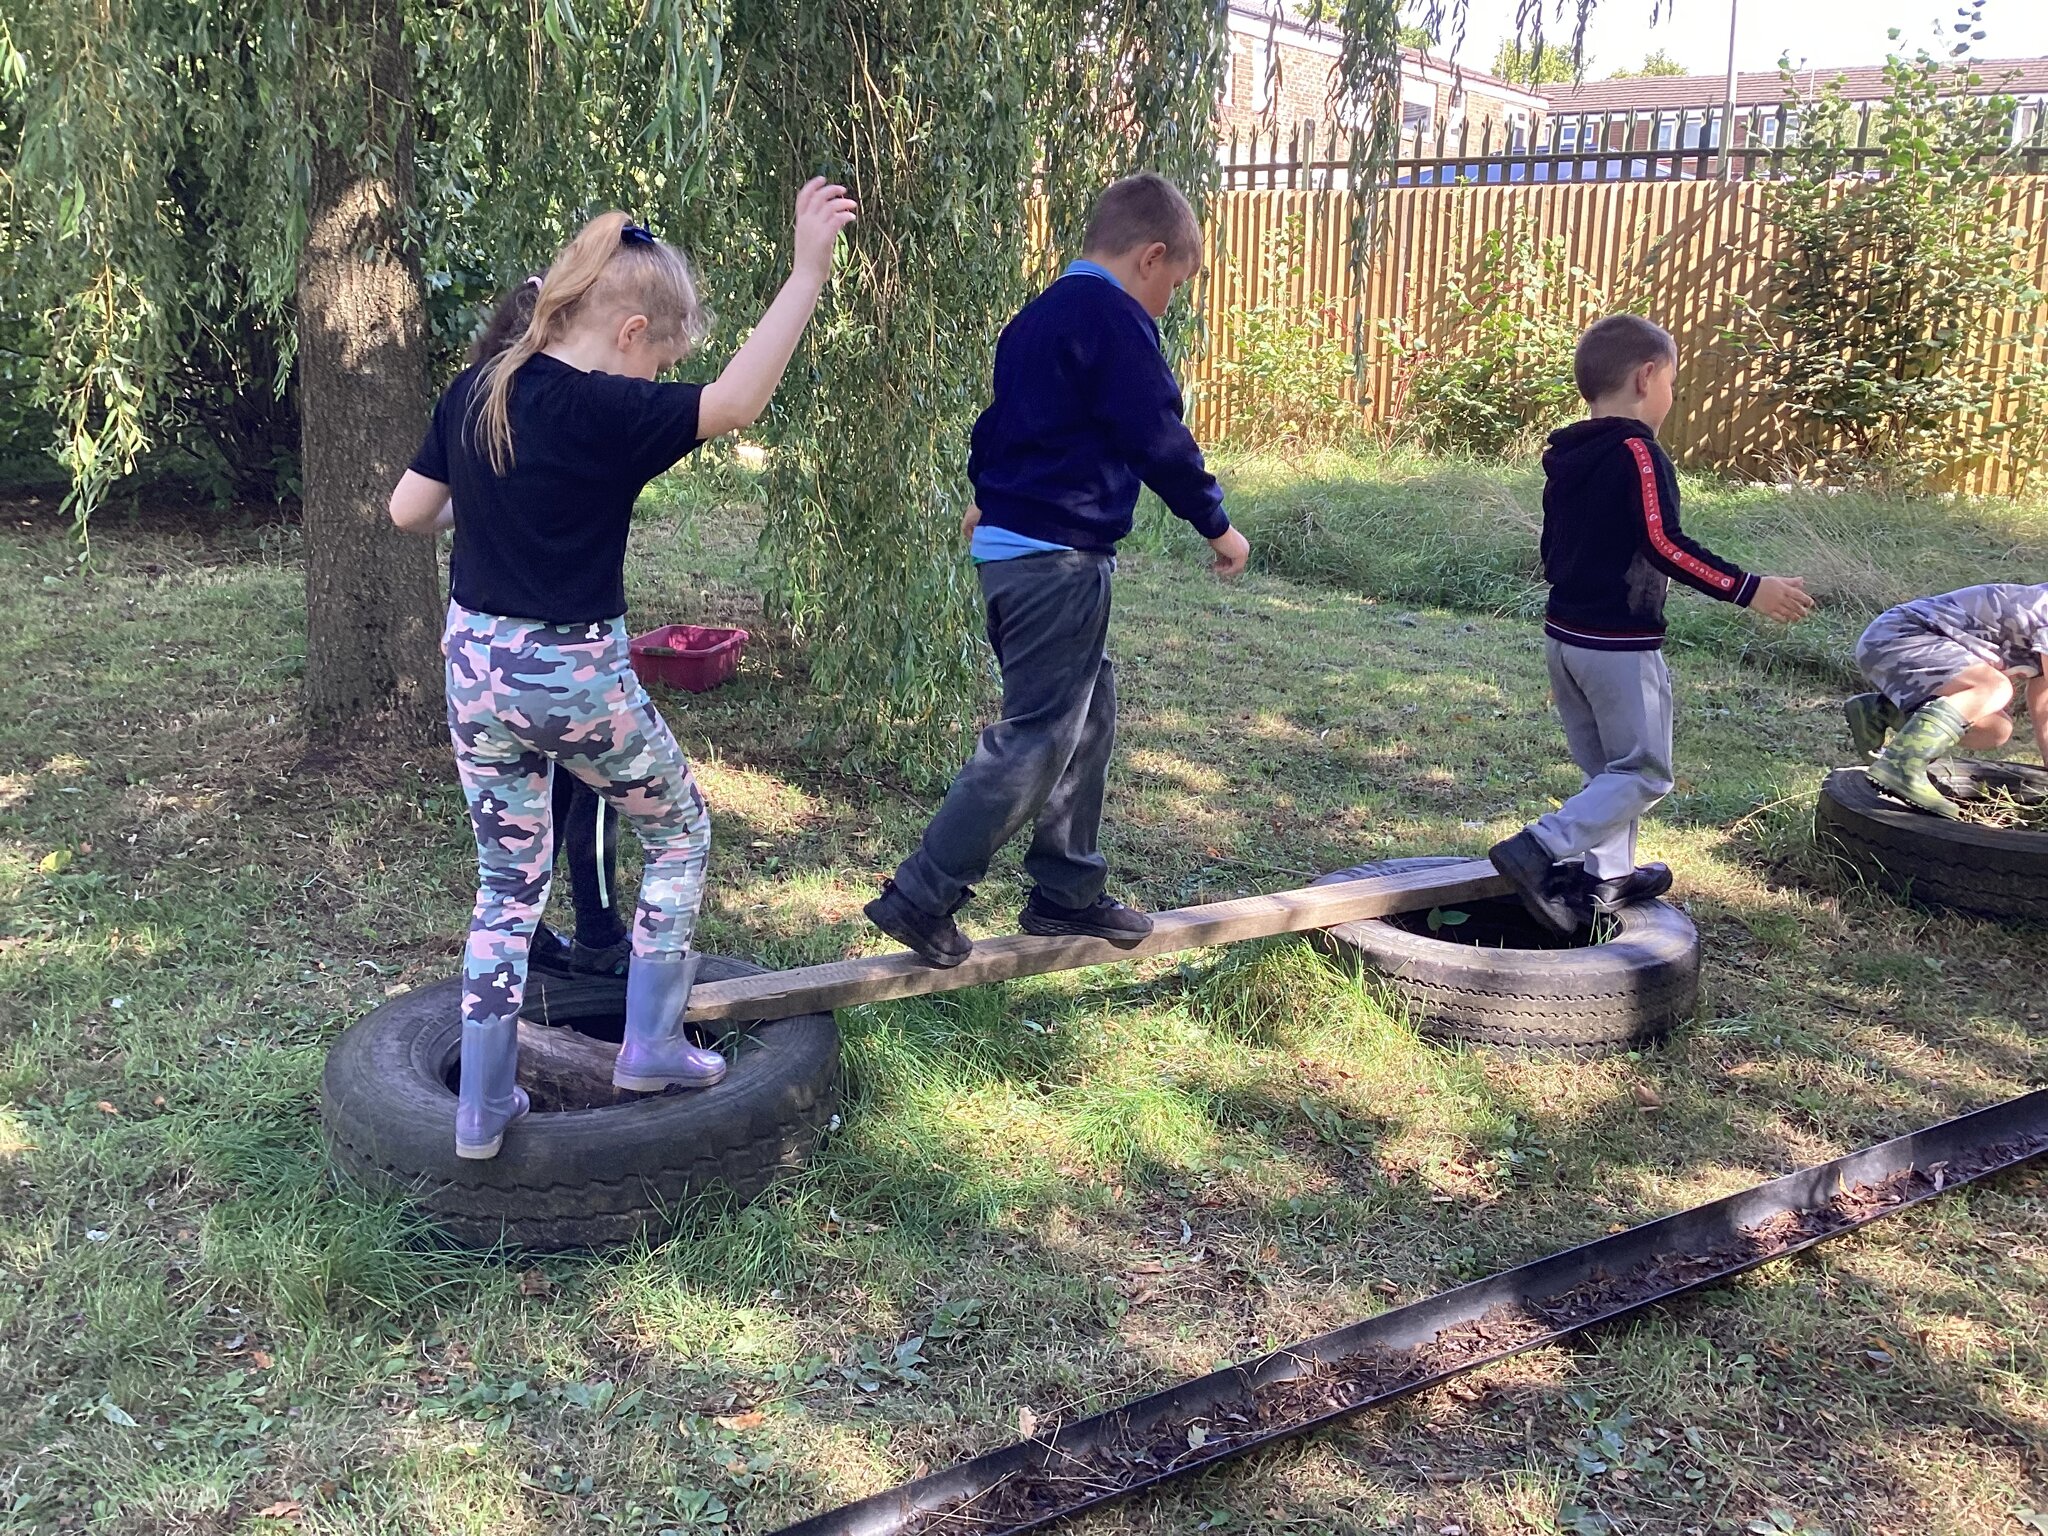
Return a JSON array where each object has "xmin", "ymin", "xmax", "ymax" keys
[
  {"xmin": 1218, "ymin": 4, "xmax": 1550, "ymax": 155},
  {"xmin": 1542, "ymin": 58, "xmax": 2048, "ymax": 158}
]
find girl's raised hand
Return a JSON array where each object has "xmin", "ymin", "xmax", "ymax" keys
[{"xmin": 793, "ymin": 176, "xmax": 859, "ymax": 285}]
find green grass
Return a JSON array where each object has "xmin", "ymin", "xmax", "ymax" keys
[
  {"xmin": 3, "ymin": 452, "xmax": 2046, "ymax": 1536},
  {"xmin": 1196, "ymin": 444, "xmax": 2048, "ymax": 686}
]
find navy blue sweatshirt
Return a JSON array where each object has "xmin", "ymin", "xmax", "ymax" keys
[
  {"xmin": 1540, "ymin": 417, "xmax": 1757, "ymax": 651},
  {"xmin": 966, "ymin": 274, "xmax": 1229, "ymax": 551}
]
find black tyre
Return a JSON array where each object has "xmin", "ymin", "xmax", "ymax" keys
[
  {"xmin": 1815, "ymin": 759, "xmax": 2048, "ymax": 924},
  {"xmin": 1311, "ymin": 856, "xmax": 1700, "ymax": 1058},
  {"xmin": 321, "ymin": 955, "xmax": 839, "ymax": 1251}
]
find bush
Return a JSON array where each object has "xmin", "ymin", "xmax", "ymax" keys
[
  {"xmin": 1211, "ymin": 217, "xmax": 1359, "ymax": 450},
  {"xmin": 1761, "ymin": 10, "xmax": 2048, "ymax": 490},
  {"xmin": 1379, "ymin": 212, "xmax": 1606, "ymax": 458}
]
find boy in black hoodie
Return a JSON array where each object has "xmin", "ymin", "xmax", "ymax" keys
[{"xmin": 1489, "ymin": 315, "xmax": 1815, "ymax": 935}]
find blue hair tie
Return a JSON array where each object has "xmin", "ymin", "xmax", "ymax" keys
[{"xmin": 621, "ymin": 223, "xmax": 657, "ymax": 246}]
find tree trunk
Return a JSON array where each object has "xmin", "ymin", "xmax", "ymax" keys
[
  {"xmin": 296, "ymin": 0, "xmax": 443, "ymax": 748},
  {"xmin": 515, "ymin": 1021, "xmax": 631, "ymax": 1111}
]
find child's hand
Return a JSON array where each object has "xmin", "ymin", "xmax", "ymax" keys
[
  {"xmin": 793, "ymin": 177, "xmax": 858, "ymax": 285},
  {"xmin": 1750, "ymin": 575, "xmax": 1814, "ymax": 624},
  {"xmin": 1209, "ymin": 526, "xmax": 1250, "ymax": 579},
  {"xmin": 961, "ymin": 502, "xmax": 982, "ymax": 538}
]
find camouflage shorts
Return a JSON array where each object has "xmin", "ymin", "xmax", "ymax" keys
[
  {"xmin": 444, "ymin": 602, "xmax": 711, "ymax": 1033},
  {"xmin": 1854, "ymin": 613, "xmax": 1984, "ymax": 714}
]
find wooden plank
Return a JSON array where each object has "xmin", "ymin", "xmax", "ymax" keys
[{"xmin": 684, "ymin": 859, "xmax": 1511, "ymax": 1024}]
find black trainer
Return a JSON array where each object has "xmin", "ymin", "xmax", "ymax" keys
[
  {"xmin": 865, "ymin": 880, "xmax": 973, "ymax": 969},
  {"xmin": 1018, "ymin": 890, "xmax": 1154, "ymax": 947},
  {"xmin": 1585, "ymin": 862, "xmax": 1673, "ymax": 915},
  {"xmin": 1488, "ymin": 830, "xmax": 1584, "ymax": 938},
  {"xmin": 570, "ymin": 934, "xmax": 632, "ymax": 976},
  {"xmin": 528, "ymin": 921, "xmax": 576, "ymax": 976}
]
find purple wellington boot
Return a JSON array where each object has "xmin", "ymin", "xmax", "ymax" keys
[
  {"xmin": 455, "ymin": 1016, "xmax": 530, "ymax": 1160},
  {"xmin": 613, "ymin": 951, "xmax": 728, "ymax": 1093}
]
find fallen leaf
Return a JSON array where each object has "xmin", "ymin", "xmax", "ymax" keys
[
  {"xmin": 254, "ymin": 1502, "xmax": 303, "ymax": 1524},
  {"xmin": 714, "ymin": 1410, "xmax": 766, "ymax": 1431},
  {"xmin": 518, "ymin": 1267, "xmax": 553, "ymax": 1298},
  {"xmin": 250, "ymin": 1349, "xmax": 274, "ymax": 1369},
  {"xmin": 1018, "ymin": 1406, "xmax": 1038, "ymax": 1439},
  {"xmin": 94, "ymin": 1100, "xmax": 120, "ymax": 1116},
  {"xmin": 1631, "ymin": 1083, "xmax": 1663, "ymax": 1111}
]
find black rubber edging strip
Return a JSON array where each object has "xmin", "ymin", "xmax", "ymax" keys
[{"xmin": 770, "ymin": 1088, "xmax": 2048, "ymax": 1536}]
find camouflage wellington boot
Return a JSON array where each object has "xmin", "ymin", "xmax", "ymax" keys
[
  {"xmin": 1865, "ymin": 698, "xmax": 1968, "ymax": 819},
  {"xmin": 1843, "ymin": 692, "xmax": 1903, "ymax": 758}
]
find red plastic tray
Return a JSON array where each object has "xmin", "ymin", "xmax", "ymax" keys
[{"xmin": 629, "ymin": 624, "xmax": 749, "ymax": 692}]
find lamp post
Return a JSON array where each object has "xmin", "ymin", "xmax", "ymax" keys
[{"xmin": 1722, "ymin": 0, "xmax": 1741, "ymax": 180}]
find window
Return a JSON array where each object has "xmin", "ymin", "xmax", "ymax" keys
[
  {"xmin": 1558, "ymin": 119, "xmax": 1581, "ymax": 151},
  {"xmin": 1655, "ymin": 114, "xmax": 1677, "ymax": 152},
  {"xmin": 1760, "ymin": 113, "xmax": 1781, "ymax": 147},
  {"xmin": 1680, "ymin": 112, "xmax": 1704, "ymax": 151},
  {"xmin": 1399, "ymin": 78, "xmax": 1435, "ymax": 146},
  {"xmin": 1507, "ymin": 109, "xmax": 1530, "ymax": 152}
]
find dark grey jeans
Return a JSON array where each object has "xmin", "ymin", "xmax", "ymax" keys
[{"xmin": 892, "ymin": 550, "xmax": 1116, "ymax": 915}]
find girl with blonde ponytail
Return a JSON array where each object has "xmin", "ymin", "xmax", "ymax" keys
[{"xmin": 389, "ymin": 178, "xmax": 857, "ymax": 1161}]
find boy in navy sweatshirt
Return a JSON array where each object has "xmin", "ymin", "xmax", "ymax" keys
[
  {"xmin": 868, "ymin": 173, "xmax": 1251, "ymax": 966},
  {"xmin": 1490, "ymin": 315, "xmax": 1814, "ymax": 935}
]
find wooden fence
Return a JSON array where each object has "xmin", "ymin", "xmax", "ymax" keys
[{"xmin": 1180, "ymin": 178, "xmax": 2048, "ymax": 496}]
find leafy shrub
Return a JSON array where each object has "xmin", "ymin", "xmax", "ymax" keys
[
  {"xmin": 1761, "ymin": 9, "xmax": 2048, "ymax": 490},
  {"xmin": 1380, "ymin": 213, "xmax": 1606, "ymax": 457},
  {"xmin": 1212, "ymin": 217, "xmax": 1359, "ymax": 450}
]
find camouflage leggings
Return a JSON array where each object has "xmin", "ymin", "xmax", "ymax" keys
[{"xmin": 444, "ymin": 602, "xmax": 711, "ymax": 1035}]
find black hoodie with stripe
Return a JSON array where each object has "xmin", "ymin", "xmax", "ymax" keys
[{"xmin": 1538, "ymin": 416, "xmax": 1758, "ymax": 651}]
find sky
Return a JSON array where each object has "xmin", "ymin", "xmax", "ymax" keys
[{"xmin": 1411, "ymin": 0, "xmax": 2048, "ymax": 78}]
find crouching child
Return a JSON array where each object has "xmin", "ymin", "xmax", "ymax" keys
[{"xmin": 1846, "ymin": 583, "xmax": 2048, "ymax": 817}]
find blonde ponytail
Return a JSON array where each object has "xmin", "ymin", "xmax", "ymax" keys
[{"xmin": 469, "ymin": 211, "xmax": 710, "ymax": 475}]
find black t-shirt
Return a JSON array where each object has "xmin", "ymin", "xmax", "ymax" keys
[{"xmin": 410, "ymin": 353, "xmax": 704, "ymax": 623}]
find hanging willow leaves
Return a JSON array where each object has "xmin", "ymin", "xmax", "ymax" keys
[
  {"xmin": 711, "ymin": 0, "xmax": 1232, "ymax": 779},
  {"xmin": 0, "ymin": 0, "xmax": 725, "ymax": 522},
  {"xmin": 2, "ymin": 0, "xmax": 1565, "ymax": 755}
]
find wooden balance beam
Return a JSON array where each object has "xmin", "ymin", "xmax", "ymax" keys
[{"xmin": 682, "ymin": 857, "xmax": 1510, "ymax": 1024}]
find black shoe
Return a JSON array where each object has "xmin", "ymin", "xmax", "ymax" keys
[
  {"xmin": 528, "ymin": 921, "xmax": 575, "ymax": 976},
  {"xmin": 1585, "ymin": 862, "xmax": 1673, "ymax": 915},
  {"xmin": 1017, "ymin": 890, "xmax": 1154, "ymax": 947},
  {"xmin": 865, "ymin": 880, "xmax": 973, "ymax": 969},
  {"xmin": 1488, "ymin": 830, "xmax": 1584, "ymax": 938},
  {"xmin": 569, "ymin": 934, "xmax": 632, "ymax": 976}
]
